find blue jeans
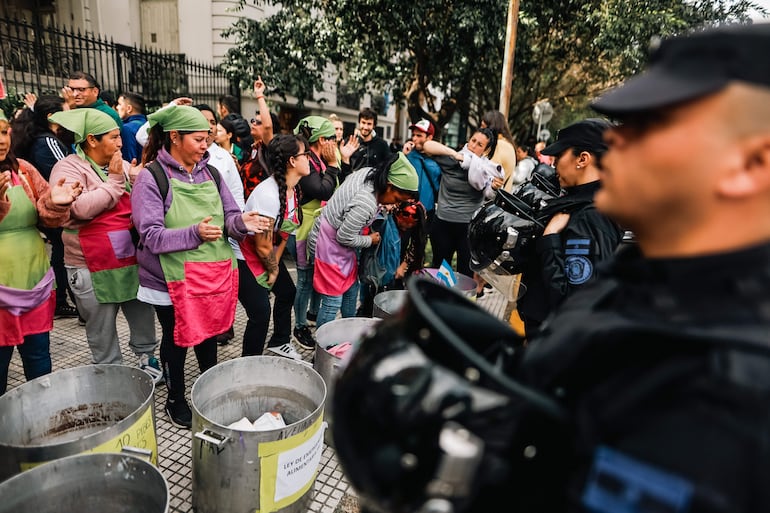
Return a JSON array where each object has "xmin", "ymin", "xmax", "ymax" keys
[
  {"xmin": 285, "ymin": 234, "xmax": 297, "ymax": 260},
  {"xmin": 316, "ymin": 280, "xmax": 360, "ymax": 328},
  {"xmin": 293, "ymin": 266, "xmax": 321, "ymax": 328},
  {"xmin": 0, "ymin": 332, "xmax": 51, "ymax": 395}
]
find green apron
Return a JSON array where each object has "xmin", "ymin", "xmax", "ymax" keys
[
  {"xmin": 0, "ymin": 179, "xmax": 55, "ymax": 345},
  {"xmin": 159, "ymin": 173, "xmax": 237, "ymax": 347}
]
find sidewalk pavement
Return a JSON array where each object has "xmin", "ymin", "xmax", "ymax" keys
[{"xmin": 5, "ymin": 264, "xmax": 510, "ymax": 513}]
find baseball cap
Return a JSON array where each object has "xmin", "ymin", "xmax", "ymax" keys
[
  {"xmin": 591, "ymin": 22, "xmax": 770, "ymax": 116},
  {"xmin": 540, "ymin": 118, "xmax": 612, "ymax": 157},
  {"xmin": 409, "ymin": 118, "xmax": 435, "ymax": 137}
]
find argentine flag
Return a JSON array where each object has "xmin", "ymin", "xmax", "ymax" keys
[{"xmin": 436, "ymin": 259, "xmax": 458, "ymax": 287}]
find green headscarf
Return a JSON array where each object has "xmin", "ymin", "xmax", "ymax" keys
[
  {"xmin": 293, "ymin": 115, "xmax": 336, "ymax": 143},
  {"xmin": 387, "ymin": 152, "xmax": 419, "ymax": 192},
  {"xmin": 49, "ymin": 109, "xmax": 118, "ymax": 144},
  {"xmin": 147, "ymin": 105, "xmax": 210, "ymax": 132}
]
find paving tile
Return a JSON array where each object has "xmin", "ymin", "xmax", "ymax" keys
[{"xmin": 5, "ymin": 261, "xmax": 509, "ymax": 513}]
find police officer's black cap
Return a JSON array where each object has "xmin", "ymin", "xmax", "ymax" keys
[
  {"xmin": 591, "ymin": 22, "xmax": 770, "ymax": 116},
  {"xmin": 540, "ymin": 118, "xmax": 611, "ymax": 157}
]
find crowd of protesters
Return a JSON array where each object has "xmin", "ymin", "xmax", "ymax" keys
[
  {"xmin": 2, "ymin": 71, "xmax": 552, "ymax": 430},
  {"xmin": 3, "ymin": 22, "xmax": 767, "ymax": 513}
]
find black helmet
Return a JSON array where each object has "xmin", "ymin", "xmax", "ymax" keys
[
  {"xmin": 529, "ymin": 162, "xmax": 561, "ymax": 197},
  {"xmin": 331, "ymin": 277, "xmax": 569, "ymax": 513},
  {"xmin": 513, "ymin": 181, "xmax": 557, "ymax": 212},
  {"xmin": 468, "ymin": 190, "xmax": 544, "ymax": 276}
]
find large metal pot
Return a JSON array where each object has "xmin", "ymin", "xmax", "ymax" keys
[
  {"xmin": 191, "ymin": 356, "xmax": 326, "ymax": 513},
  {"xmin": 0, "ymin": 364, "xmax": 157, "ymax": 482},
  {"xmin": 372, "ymin": 289, "xmax": 408, "ymax": 319},
  {"xmin": 0, "ymin": 452, "xmax": 169, "ymax": 513},
  {"xmin": 418, "ymin": 268, "xmax": 478, "ymax": 300},
  {"xmin": 313, "ymin": 317, "xmax": 381, "ymax": 441}
]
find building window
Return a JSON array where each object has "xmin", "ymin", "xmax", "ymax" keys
[{"xmin": 336, "ymin": 83, "xmax": 360, "ymax": 111}]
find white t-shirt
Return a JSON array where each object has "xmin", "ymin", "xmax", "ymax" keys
[
  {"xmin": 245, "ymin": 176, "xmax": 298, "ymax": 235},
  {"xmin": 208, "ymin": 142, "xmax": 245, "ymax": 259}
]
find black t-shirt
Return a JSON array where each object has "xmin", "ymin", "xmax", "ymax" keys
[{"xmin": 340, "ymin": 135, "xmax": 392, "ymax": 182}]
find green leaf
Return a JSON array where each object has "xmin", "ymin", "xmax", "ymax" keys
[{"xmin": 223, "ymin": 0, "xmax": 761, "ymax": 142}]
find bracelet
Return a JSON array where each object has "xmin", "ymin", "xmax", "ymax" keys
[{"xmin": 256, "ymin": 95, "xmax": 264, "ymax": 100}]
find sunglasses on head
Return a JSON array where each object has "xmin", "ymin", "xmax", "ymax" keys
[{"xmin": 396, "ymin": 202, "xmax": 419, "ymax": 219}]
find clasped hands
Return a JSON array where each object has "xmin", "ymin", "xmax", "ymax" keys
[{"xmin": 197, "ymin": 212, "xmax": 273, "ymax": 242}]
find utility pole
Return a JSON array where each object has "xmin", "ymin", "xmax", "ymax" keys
[{"xmin": 499, "ymin": 0, "xmax": 520, "ymax": 118}]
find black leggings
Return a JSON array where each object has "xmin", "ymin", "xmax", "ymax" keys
[
  {"xmin": 429, "ymin": 217, "xmax": 472, "ymax": 277},
  {"xmin": 43, "ymin": 227, "xmax": 75, "ymax": 306},
  {"xmin": 237, "ymin": 258, "xmax": 296, "ymax": 356},
  {"xmin": 154, "ymin": 305, "xmax": 217, "ymax": 402}
]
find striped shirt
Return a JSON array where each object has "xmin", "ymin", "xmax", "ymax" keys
[{"xmin": 308, "ymin": 168, "xmax": 379, "ymax": 258}]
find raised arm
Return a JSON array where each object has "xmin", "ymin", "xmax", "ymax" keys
[
  {"xmin": 421, "ymin": 140, "xmax": 462, "ymax": 161},
  {"xmin": 254, "ymin": 76, "xmax": 273, "ymax": 145}
]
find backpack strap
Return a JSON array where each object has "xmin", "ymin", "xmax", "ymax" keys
[
  {"xmin": 146, "ymin": 161, "xmax": 222, "ymax": 202},
  {"xmin": 205, "ymin": 164, "xmax": 222, "ymax": 190},
  {"xmin": 146, "ymin": 160, "xmax": 170, "ymax": 201},
  {"xmin": 136, "ymin": 161, "xmax": 225, "ymax": 248}
]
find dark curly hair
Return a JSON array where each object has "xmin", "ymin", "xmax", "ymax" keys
[{"xmin": 395, "ymin": 201, "xmax": 428, "ymax": 275}]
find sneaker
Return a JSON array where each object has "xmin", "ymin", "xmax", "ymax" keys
[
  {"xmin": 138, "ymin": 353, "xmax": 164, "ymax": 384},
  {"xmin": 293, "ymin": 326, "xmax": 316, "ymax": 350},
  {"xmin": 306, "ymin": 311, "xmax": 317, "ymax": 326},
  {"xmin": 165, "ymin": 398, "xmax": 192, "ymax": 429},
  {"xmin": 54, "ymin": 303, "xmax": 79, "ymax": 319},
  {"xmin": 267, "ymin": 342, "xmax": 302, "ymax": 361}
]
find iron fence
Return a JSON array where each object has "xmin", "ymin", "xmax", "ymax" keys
[{"xmin": 0, "ymin": 16, "xmax": 238, "ymax": 112}]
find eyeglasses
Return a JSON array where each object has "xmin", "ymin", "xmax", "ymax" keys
[
  {"xmin": 250, "ymin": 118, "xmax": 262, "ymax": 126},
  {"xmin": 292, "ymin": 150, "xmax": 311, "ymax": 159},
  {"xmin": 68, "ymin": 86, "xmax": 94, "ymax": 94}
]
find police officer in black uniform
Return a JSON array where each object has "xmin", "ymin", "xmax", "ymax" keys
[
  {"xmin": 331, "ymin": 21, "xmax": 770, "ymax": 513},
  {"xmin": 516, "ymin": 118, "xmax": 623, "ymax": 337},
  {"xmin": 515, "ymin": 21, "xmax": 770, "ymax": 512}
]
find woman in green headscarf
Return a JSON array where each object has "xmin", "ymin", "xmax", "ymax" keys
[
  {"xmin": 0, "ymin": 113, "xmax": 81, "ymax": 394},
  {"xmin": 49, "ymin": 109, "xmax": 161, "ymax": 381},
  {"xmin": 290, "ymin": 115, "xmax": 340, "ymax": 350},
  {"xmin": 132, "ymin": 105, "xmax": 271, "ymax": 429},
  {"xmin": 307, "ymin": 151, "xmax": 419, "ymax": 328}
]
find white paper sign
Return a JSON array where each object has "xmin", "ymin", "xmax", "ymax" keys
[{"xmin": 273, "ymin": 424, "xmax": 326, "ymax": 501}]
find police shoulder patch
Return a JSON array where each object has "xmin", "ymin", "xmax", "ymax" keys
[
  {"xmin": 564, "ymin": 238, "xmax": 594, "ymax": 285},
  {"xmin": 565, "ymin": 255, "xmax": 593, "ymax": 284}
]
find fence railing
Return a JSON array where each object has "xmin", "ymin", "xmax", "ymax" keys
[{"xmin": 0, "ymin": 16, "xmax": 238, "ymax": 111}]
